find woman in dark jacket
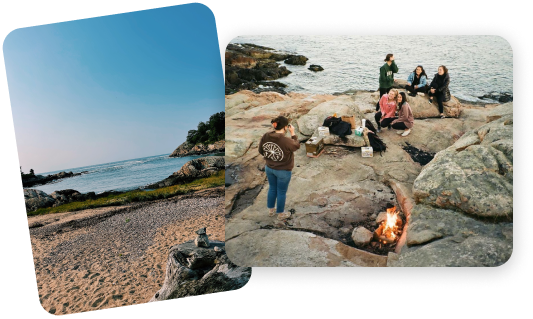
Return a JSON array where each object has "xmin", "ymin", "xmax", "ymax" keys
[{"xmin": 428, "ymin": 65, "xmax": 451, "ymax": 119}]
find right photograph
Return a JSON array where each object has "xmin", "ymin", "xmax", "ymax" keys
[{"xmin": 224, "ymin": 36, "xmax": 513, "ymax": 267}]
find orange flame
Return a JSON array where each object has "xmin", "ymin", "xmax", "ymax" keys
[{"xmin": 382, "ymin": 206, "xmax": 399, "ymax": 240}]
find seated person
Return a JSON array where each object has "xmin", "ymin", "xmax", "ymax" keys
[
  {"xmin": 428, "ymin": 65, "xmax": 451, "ymax": 119},
  {"xmin": 405, "ymin": 65, "xmax": 428, "ymax": 97},
  {"xmin": 374, "ymin": 89, "xmax": 398, "ymax": 132},
  {"xmin": 391, "ymin": 92, "xmax": 414, "ymax": 136}
]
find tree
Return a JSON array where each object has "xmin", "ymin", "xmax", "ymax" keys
[
  {"xmin": 186, "ymin": 130, "xmax": 199, "ymax": 145},
  {"xmin": 185, "ymin": 112, "xmax": 225, "ymax": 145}
]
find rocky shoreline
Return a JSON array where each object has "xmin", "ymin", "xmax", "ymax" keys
[
  {"xmin": 226, "ymin": 42, "xmax": 512, "ymax": 103},
  {"xmin": 169, "ymin": 140, "xmax": 224, "ymax": 158},
  {"xmin": 145, "ymin": 156, "xmax": 224, "ymax": 189},
  {"xmin": 22, "ymin": 170, "xmax": 88, "ymax": 188},
  {"xmin": 225, "ymin": 43, "xmax": 321, "ymax": 95},
  {"xmin": 24, "ymin": 156, "xmax": 225, "ymax": 213}
]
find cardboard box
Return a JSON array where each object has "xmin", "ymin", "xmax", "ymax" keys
[
  {"xmin": 341, "ymin": 115, "xmax": 356, "ymax": 129},
  {"xmin": 361, "ymin": 146, "xmax": 373, "ymax": 157},
  {"xmin": 306, "ymin": 137, "xmax": 324, "ymax": 157},
  {"xmin": 317, "ymin": 126, "xmax": 330, "ymax": 137}
]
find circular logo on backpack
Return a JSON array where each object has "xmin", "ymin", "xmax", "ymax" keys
[{"xmin": 262, "ymin": 142, "xmax": 284, "ymax": 161}]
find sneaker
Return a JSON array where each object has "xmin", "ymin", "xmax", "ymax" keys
[
  {"xmin": 440, "ymin": 114, "xmax": 446, "ymax": 119},
  {"xmin": 401, "ymin": 129, "xmax": 411, "ymax": 137},
  {"xmin": 268, "ymin": 208, "xmax": 276, "ymax": 217},
  {"xmin": 277, "ymin": 211, "xmax": 291, "ymax": 220},
  {"xmin": 428, "ymin": 99, "xmax": 433, "ymax": 104},
  {"xmin": 396, "ymin": 130, "xmax": 404, "ymax": 135},
  {"xmin": 388, "ymin": 126, "xmax": 392, "ymax": 130},
  {"xmin": 377, "ymin": 128, "xmax": 381, "ymax": 133}
]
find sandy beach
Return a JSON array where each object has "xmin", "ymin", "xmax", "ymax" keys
[{"xmin": 28, "ymin": 186, "xmax": 224, "ymax": 315}]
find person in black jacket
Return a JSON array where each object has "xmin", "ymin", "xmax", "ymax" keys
[{"xmin": 428, "ymin": 65, "xmax": 451, "ymax": 119}]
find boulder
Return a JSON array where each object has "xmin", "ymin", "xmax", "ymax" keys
[
  {"xmin": 478, "ymin": 92, "xmax": 513, "ymax": 103},
  {"xmin": 390, "ymin": 103, "xmax": 513, "ymax": 266},
  {"xmin": 169, "ymin": 141, "xmax": 192, "ymax": 157},
  {"xmin": 308, "ymin": 64, "xmax": 324, "ymax": 72},
  {"xmin": 226, "ymin": 229, "xmax": 387, "ymax": 267},
  {"xmin": 388, "ymin": 205, "xmax": 512, "ymax": 267},
  {"xmin": 24, "ymin": 189, "xmax": 55, "ymax": 212},
  {"xmin": 284, "ymin": 55, "xmax": 308, "ymax": 65},
  {"xmin": 297, "ymin": 95, "xmax": 364, "ymax": 137},
  {"xmin": 392, "ymin": 79, "xmax": 462, "ymax": 118},
  {"xmin": 351, "ymin": 227, "xmax": 373, "ymax": 247},
  {"xmin": 146, "ymin": 156, "xmax": 224, "ymax": 189},
  {"xmin": 150, "ymin": 240, "xmax": 251, "ymax": 301},
  {"xmin": 413, "ymin": 109, "xmax": 513, "ymax": 218}
]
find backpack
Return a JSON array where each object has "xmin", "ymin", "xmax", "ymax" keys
[
  {"xmin": 322, "ymin": 116, "xmax": 342, "ymax": 128},
  {"xmin": 367, "ymin": 132, "xmax": 387, "ymax": 156},
  {"xmin": 330, "ymin": 121, "xmax": 352, "ymax": 139},
  {"xmin": 323, "ymin": 116, "xmax": 352, "ymax": 139}
]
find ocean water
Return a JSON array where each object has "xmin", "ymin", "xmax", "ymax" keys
[
  {"xmin": 230, "ymin": 35, "xmax": 513, "ymax": 102},
  {"xmin": 28, "ymin": 153, "xmax": 222, "ymax": 195}
]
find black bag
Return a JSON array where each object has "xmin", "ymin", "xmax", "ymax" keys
[
  {"xmin": 365, "ymin": 120, "xmax": 377, "ymax": 134},
  {"xmin": 367, "ymin": 132, "xmax": 387, "ymax": 156},
  {"xmin": 323, "ymin": 116, "xmax": 352, "ymax": 139},
  {"xmin": 322, "ymin": 116, "xmax": 342, "ymax": 128},
  {"xmin": 330, "ymin": 121, "xmax": 352, "ymax": 139}
]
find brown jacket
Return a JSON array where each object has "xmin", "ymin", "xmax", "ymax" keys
[
  {"xmin": 392, "ymin": 102, "xmax": 414, "ymax": 129},
  {"xmin": 258, "ymin": 131, "xmax": 300, "ymax": 171}
]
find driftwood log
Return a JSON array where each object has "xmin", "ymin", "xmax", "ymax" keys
[{"xmin": 150, "ymin": 240, "xmax": 251, "ymax": 301}]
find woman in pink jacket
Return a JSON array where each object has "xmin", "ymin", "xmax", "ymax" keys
[
  {"xmin": 391, "ymin": 92, "xmax": 414, "ymax": 136},
  {"xmin": 375, "ymin": 88, "xmax": 399, "ymax": 132}
]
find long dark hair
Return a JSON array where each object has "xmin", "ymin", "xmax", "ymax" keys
[
  {"xmin": 271, "ymin": 116, "xmax": 289, "ymax": 130},
  {"xmin": 412, "ymin": 65, "xmax": 427, "ymax": 78},
  {"xmin": 439, "ymin": 65, "xmax": 448, "ymax": 75},
  {"xmin": 384, "ymin": 53, "xmax": 393, "ymax": 62},
  {"xmin": 398, "ymin": 92, "xmax": 407, "ymax": 110}
]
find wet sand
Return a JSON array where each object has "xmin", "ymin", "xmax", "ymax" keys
[{"xmin": 28, "ymin": 186, "xmax": 225, "ymax": 315}]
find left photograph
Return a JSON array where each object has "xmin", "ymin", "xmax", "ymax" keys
[{"xmin": 4, "ymin": 3, "xmax": 250, "ymax": 315}]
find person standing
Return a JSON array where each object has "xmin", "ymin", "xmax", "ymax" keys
[
  {"xmin": 375, "ymin": 89, "xmax": 399, "ymax": 132},
  {"xmin": 376, "ymin": 53, "xmax": 399, "ymax": 111},
  {"xmin": 405, "ymin": 65, "xmax": 428, "ymax": 97},
  {"xmin": 258, "ymin": 116, "xmax": 300, "ymax": 220},
  {"xmin": 428, "ymin": 65, "xmax": 451, "ymax": 119},
  {"xmin": 391, "ymin": 92, "xmax": 414, "ymax": 136}
]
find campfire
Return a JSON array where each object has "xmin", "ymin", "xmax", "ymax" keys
[{"xmin": 373, "ymin": 206, "xmax": 403, "ymax": 245}]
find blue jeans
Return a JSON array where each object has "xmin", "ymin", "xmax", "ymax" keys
[{"xmin": 265, "ymin": 166, "xmax": 292, "ymax": 213}]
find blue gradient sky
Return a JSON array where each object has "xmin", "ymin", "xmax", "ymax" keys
[{"xmin": 3, "ymin": 3, "xmax": 223, "ymax": 174}]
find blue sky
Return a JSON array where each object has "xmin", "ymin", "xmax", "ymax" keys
[{"xmin": 3, "ymin": 3, "xmax": 223, "ymax": 174}]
